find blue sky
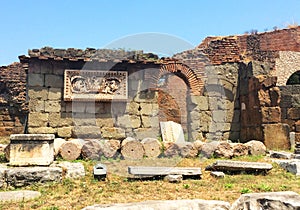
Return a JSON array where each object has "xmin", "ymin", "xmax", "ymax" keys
[{"xmin": 1, "ymin": 0, "xmax": 300, "ymax": 66}]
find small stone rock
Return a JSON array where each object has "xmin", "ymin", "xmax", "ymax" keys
[
  {"xmin": 210, "ymin": 171, "xmax": 225, "ymax": 178},
  {"xmin": 199, "ymin": 141, "xmax": 220, "ymax": 158},
  {"xmin": 164, "ymin": 174, "xmax": 183, "ymax": 183},
  {"xmin": 244, "ymin": 140, "xmax": 266, "ymax": 156},
  {"xmin": 274, "ymin": 160, "xmax": 300, "ymax": 176}
]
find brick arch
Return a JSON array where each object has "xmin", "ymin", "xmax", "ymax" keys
[{"xmin": 154, "ymin": 62, "xmax": 203, "ymax": 95}]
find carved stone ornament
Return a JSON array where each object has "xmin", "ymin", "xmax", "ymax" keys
[{"xmin": 64, "ymin": 70, "xmax": 127, "ymax": 101}]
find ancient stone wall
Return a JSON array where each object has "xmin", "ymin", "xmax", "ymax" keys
[
  {"xmin": 280, "ymin": 85, "xmax": 300, "ymax": 143},
  {"xmin": 0, "ymin": 62, "xmax": 27, "ymax": 136}
]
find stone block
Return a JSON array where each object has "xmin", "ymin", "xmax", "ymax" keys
[
  {"xmin": 55, "ymin": 162, "xmax": 85, "ymax": 179},
  {"xmin": 292, "ymin": 95, "xmax": 300, "ymax": 107},
  {"xmin": 28, "ymin": 74, "xmax": 44, "ymax": 87},
  {"xmin": 48, "ymin": 88, "xmax": 62, "ymax": 100},
  {"xmin": 73, "ymin": 126, "xmax": 101, "ymax": 138},
  {"xmin": 28, "ymin": 127, "xmax": 57, "ymax": 134},
  {"xmin": 9, "ymin": 134, "xmax": 55, "ymax": 166},
  {"xmin": 190, "ymin": 95, "xmax": 208, "ymax": 110},
  {"xmin": 48, "ymin": 113, "xmax": 73, "ymax": 127},
  {"xmin": 41, "ymin": 60, "xmax": 53, "ymax": 74},
  {"xmin": 140, "ymin": 103, "xmax": 159, "ymax": 116},
  {"xmin": 142, "ymin": 115, "xmax": 159, "ymax": 128},
  {"xmin": 206, "ymin": 160, "xmax": 272, "ymax": 174},
  {"xmin": 67, "ymin": 102, "xmax": 86, "ymax": 113},
  {"xmin": 101, "ymin": 127, "xmax": 125, "ymax": 139},
  {"xmin": 117, "ymin": 115, "xmax": 140, "ymax": 129},
  {"xmin": 244, "ymin": 140, "xmax": 266, "ymax": 156},
  {"xmin": 261, "ymin": 107, "xmax": 281, "ymax": 123},
  {"xmin": 96, "ymin": 117, "xmax": 114, "ymax": 128},
  {"xmin": 231, "ymin": 191, "xmax": 300, "ymax": 210},
  {"xmin": 45, "ymin": 101, "xmax": 61, "ymax": 113},
  {"xmin": 262, "ymin": 124, "xmax": 290, "ymax": 150},
  {"xmin": 288, "ymin": 108, "xmax": 300, "ymax": 120},
  {"xmin": 45, "ymin": 74, "xmax": 63, "ymax": 88},
  {"xmin": 57, "ymin": 127, "xmax": 73, "ymax": 138},
  {"xmin": 6, "ymin": 167, "xmax": 62, "ymax": 187},
  {"xmin": 28, "ymin": 99, "xmax": 45, "ymax": 112},
  {"xmin": 134, "ymin": 128, "xmax": 159, "ymax": 140},
  {"xmin": 28, "ymin": 87, "xmax": 48, "ymax": 100},
  {"xmin": 28, "ymin": 112, "xmax": 48, "ymax": 127},
  {"xmin": 275, "ymin": 160, "xmax": 300, "ymax": 176},
  {"xmin": 127, "ymin": 102, "xmax": 140, "ymax": 115},
  {"xmin": 211, "ymin": 110, "xmax": 226, "ymax": 123}
]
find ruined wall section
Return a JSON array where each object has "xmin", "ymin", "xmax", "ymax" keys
[
  {"xmin": 0, "ymin": 62, "xmax": 27, "ymax": 136},
  {"xmin": 22, "ymin": 53, "xmax": 163, "ymax": 140},
  {"xmin": 280, "ymin": 85, "xmax": 300, "ymax": 143}
]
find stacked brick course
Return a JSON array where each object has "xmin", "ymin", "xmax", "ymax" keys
[{"xmin": 0, "ymin": 62, "xmax": 27, "ymax": 136}]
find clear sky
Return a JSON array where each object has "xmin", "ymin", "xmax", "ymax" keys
[{"xmin": 1, "ymin": 0, "xmax": 300, "ymax": 66}]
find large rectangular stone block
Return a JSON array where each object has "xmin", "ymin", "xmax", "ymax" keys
[
  {"xmin": 288, "ymin": 108, "xmax": 300, "ymax": 120},
  {"xmin": 28, "ymin": 74, "xmax": 44, "ymax": 87},
  {"xmin": 45, "ymin": 74, "xmax": 63, "ymax": 88},
  {"xmin": 261, "ymin": 107, "xmax": 281, "ymax": 123},
  {"xmin": 262, "ymin": 124, "xmax": 290, "ymax": 150},
  {"xmin": 9, "ymin": 134, "xmax": 55, "ymax": 166}
]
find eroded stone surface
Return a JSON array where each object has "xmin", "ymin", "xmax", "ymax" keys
[
  {"xmin": 160, "ymin": 121, "xmax": 185, "ymax": 143},
  {"xmin": 274, "ymin": 160, "xmax": 300, "ymax": 176},
  {"xmin": 206, "ymin": 160, "xmax": 272, "ymax": 174},
  {"xmin": 6, "ymin": 167, "xmax": 62, "ymax": 187},
  {"xmin": 230, "ymin": 191, "xmax": 300, "ymax": 210},
  {"xmin": 9, "ymin": 134, "xmax": 55, "ymax": 166}
]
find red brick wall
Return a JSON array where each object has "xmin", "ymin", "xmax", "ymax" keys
[{"xmin": 0, "ymin": 62, "xmax": 27, "ymax": 136}]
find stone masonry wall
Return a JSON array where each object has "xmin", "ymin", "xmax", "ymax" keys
[
  {"xmin": 280, "ymin": 85, "xmax": 300, "ymax": 144},
  {"xmin": 0, "ymin": 62, "xmax": 27, "ymax": 136},
  {"xmin": 24, "ymin": 56, "xmax": 165, "ymax": 140}
]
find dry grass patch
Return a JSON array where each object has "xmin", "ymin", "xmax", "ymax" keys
[{"xmin": 0, "ymin": 156, "xmax": 300, "ymax": 210}]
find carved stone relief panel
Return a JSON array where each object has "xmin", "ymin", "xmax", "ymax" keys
[{"xmin": 64, "ymin": 70, "xmax": 127, "ymax": 101}]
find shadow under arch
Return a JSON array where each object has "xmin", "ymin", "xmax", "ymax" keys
[{"xmin": 286, "ymin": 70, "xmax": 300, "ymax": 85}]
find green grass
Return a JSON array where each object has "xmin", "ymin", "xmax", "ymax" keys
[{"xmin": 0, "ymin": 155, "xmax": 299, "ymax": 209}]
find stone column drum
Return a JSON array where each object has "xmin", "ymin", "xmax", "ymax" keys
[{"xmin": 9, "ymin": 134, "xmax": 55, "ymax": 166}]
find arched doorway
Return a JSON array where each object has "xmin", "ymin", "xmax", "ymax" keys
[
  {"xmin": 286, "ymin": 70, "xmax": 300, "ymax": 85},
  {"xmin": 154, "ymin": 62, "xmax": 203, "ymax": 141}
]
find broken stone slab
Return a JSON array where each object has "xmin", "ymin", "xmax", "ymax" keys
[
  {"xmin": 230, "ymin": 191, "xmax": 300, "ymax": 210},
  {"xmin": 51, "ymin": 161, "xmax": 85, "ymax": 179},
  {"xmin": 6, "ymin": 166, "xmax": 62, "ymax": 187},
  {"xmin": 274, "ymin": 160, "xmax": 300, "ymax": 176},
  {"xmin": 9, "ymin": 134, "xmax": 55, "ymax": 166},
  {"xmin": 210, "ymin": 171, "xmax": 225, "ymax": 178},
  {"xmin": 269, "ymin": 150, "xmax": 293, "ymax": 159},
  {"xmin": 128, "ymin": 166, "xmax": 202, "ymax": 178},
  {"xmin": 160, "ymin": 121, "xmax": 185, "ymax": 143},
  {"xmin": 83, "ymin": 199, "xmax": 231, "ymax": 210},
  {"xmin": 0, "ymin": 190, "xmax": 41, "ymax": 202},
  {"xmin": 205, "ymin": 160, "xmax": 272, "ymax": 174}
]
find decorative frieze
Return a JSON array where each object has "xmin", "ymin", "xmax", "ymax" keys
[{"xmin": 64, "ymin": 70, "xmax": 128, "ymax": 101}]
